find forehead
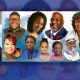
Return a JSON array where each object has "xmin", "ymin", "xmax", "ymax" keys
[
  {"xmin": 35, "ymin": 16, "xmax": 44, "ymax": 21},
  {"xmin": 67, "ymin": 41, "xmax": 75, "ymax": 43},
  {"xmin": 5, "ymin": 38, "xmax": 13, "ymax": 43},
  {"xmin": 55, "ymin": 43, "xmax": 62, "ymax": 46},
  {"xmin": 26, "ymin": 38, "xmax": 34, "ymax": 42},
  {"xmin": 51, "ymin": 12, "xmax": 63, "ymax": 19},
  {"xmin": 9, "ymin": 14, "xmax": 20, "ymax": 18}
]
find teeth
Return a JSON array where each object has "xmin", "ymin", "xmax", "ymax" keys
[{"xmin": 8, "ymin": 48, "xmax": 12, "ymax": 51}]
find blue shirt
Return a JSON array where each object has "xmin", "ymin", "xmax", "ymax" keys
[{"xmin": 21, "ymin": 49, "xmax": 40, "ymax": 62}]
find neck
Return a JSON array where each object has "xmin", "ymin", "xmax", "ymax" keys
[
  {"xmin": 10, "ymin": 26, "xmax": 20, "ymax": 33},
  {"xmin": 27, "ymin": 49, "xmax": 33, "ymax": 54},
  {"xmin": 54, "ymin": 54, "xmax": 62, "ymax": 56}
]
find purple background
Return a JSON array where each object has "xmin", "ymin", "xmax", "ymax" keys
[{"xmin": 0, "ymin": 0, "xmax": 80, "ymax": 80}]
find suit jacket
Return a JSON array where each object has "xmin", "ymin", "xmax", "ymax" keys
[{"xmin": 45, "ymin": 27, "xmax": 68, "ymax": 40}]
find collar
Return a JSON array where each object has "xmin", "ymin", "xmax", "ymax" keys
[
  {"xmin": 51, "ymin": 27, "xmax": 63, "ymax": 36},
  {"xmin": 8, "ymin": 27, "xmax": 24, "ymax": 32},
  {"xmin": 65, "ymin": 48, "xmax": 77, "ymax": 56}
]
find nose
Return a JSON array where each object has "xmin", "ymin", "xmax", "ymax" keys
[{"xmin": 37, "ymin": 24, "xmax": 42, "ymax": 28}]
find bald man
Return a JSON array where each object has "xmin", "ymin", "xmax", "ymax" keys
[{"xmin": 45, "ymin": 12, "xmax": 67, "ymax": 40}]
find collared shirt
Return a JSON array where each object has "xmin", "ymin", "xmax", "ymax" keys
[
  {"xmin": 63, "ymin": 49, "xmax": 80, "ymax": 61},
  {"xmin": 51, "ymin": 27, "xmax": 63, "ymax": 36},
  {"xmin": 4, "ymin": 27, "xmax": 25, "ymax": 39}
]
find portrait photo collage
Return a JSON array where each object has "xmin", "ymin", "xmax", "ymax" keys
[{"xmin": 1, "ymin": 11, "xmax": 80, "ymax": 62}]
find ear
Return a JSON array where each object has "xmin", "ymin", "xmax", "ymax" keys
[{"xmin": 62, "ymin": 20, "xmax": 64, "ymax": 26}]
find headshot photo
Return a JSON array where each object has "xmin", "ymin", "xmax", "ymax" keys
[
  {"xmin": 45, "ymin": 12, "xmax": 68, "ymax": 40},
  {"xmin": 39, "ymin": 38, "xmax": 51, "ymax": 61},
  {"xmin": 3, "ymin": 11, "xmax": 25, "ymax": 39},
  {"xmin": 51, "ymin": 41, "xmax": 64, "ymax": 60},
  {"xmin": 64, "ymin": 34, "xmax": 80, "ymax": 61},
  {"xmin": 72, "ymin": 12, "xmax": 80, "ymax": 48},
  {"xmin": 2, "ymin": 34, "xmax": 22, "ymax": 62},
  {"xmin": 22, "ymin": 36, "xmax": 40, "ymax": 61}
]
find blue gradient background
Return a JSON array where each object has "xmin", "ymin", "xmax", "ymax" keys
[{"xmin": 0, "ymin": 0, "xmax": 80, "ymax": 80}]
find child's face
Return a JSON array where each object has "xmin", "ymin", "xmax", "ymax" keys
[
  {"xmin": 40, "ymin": 42, "xmax": 48, "ymax": 54},
  {"xmin": 4, "ymin": 39, "xmax": 16, "ymax": 54},
  {"xmin": 53, "ymin": 43, "xmax": 63, "ymax": 55},
  {"xmin": 26, "ymin": 38, "xmax": 35, "ymax": 51}
]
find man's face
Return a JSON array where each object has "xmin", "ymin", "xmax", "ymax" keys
[
  {"xmin": 66, "ymin": 41, "xmax": 76, "ymax": 51},
  {"xmin": 50, "ymin": 13, "xmax": 64, "ymax": 32},
  {"xmin": 75, "ymin": 19, "xmax": 80, "ymax": 36},
  {"xmin": 9, "ymin": 15, "xmax": 20, "ymax": 30},
  {"xmin": 33, "ymin": 17, "xmax": 44, "ymax": 33},
  {"xmin": 4, "ymin": 39, "xmax": 16, "ymax": 54},
  {"xmin": 26, "ymin": 38, "xmax": 35, "ymax": 51}
]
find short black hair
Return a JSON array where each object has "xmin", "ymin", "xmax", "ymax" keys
[
  {"xmin": 72, "ymin": 12, "xmax": 80, "ymax": 33},
  {"xmin": 9, "ymin": 12, "xmax": 20, "ymax": 18},
  {"xmin": 27, "ymin": 11, "xmax": 47, "ymax": 34},
  {"xmin": 25, "ymin": 36, "xmax": 36, "ymax": 43},
  {"xmin": 52, "ymin": 41, "xmax": 63, "ymax": 48}
]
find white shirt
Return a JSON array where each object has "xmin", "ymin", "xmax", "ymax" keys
[{"xmin": 64, "ymin": 49, "xmax": 80, "ymax": 61}]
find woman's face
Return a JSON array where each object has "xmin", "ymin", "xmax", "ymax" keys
[
  {"xmin": 75, "ymin": 19, "xmax": 80, "ymax": 36},
  {"xmin": 4, "ymin": 39, "xmax": 16, "ymax": 54},
  {"xmin": 40, "ymin": 42, "xmax": 48, "ymax": 54},
  {"xmin": 33, "ymin": 16, "xmax": 44, "ymax": 33},
  {"xmin": 53, "ymin": 43, "xmax": 63, "ymax": 55}
]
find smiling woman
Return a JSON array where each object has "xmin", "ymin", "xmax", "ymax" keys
[{"xmin": 2, "ymin": 34, "xmax": 21, "ymax": 62}]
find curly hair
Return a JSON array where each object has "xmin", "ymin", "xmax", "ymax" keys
[
  {"xmin": 27, "ymin": 11, "xmax": 47, "ymax": 34},
  {"xmin": 72, "ymin": 12, "xmax": 80, "ymax": 33},
  {"xmin": 4, "ymin": 34, "xmax": 17, "ymax": 45}
]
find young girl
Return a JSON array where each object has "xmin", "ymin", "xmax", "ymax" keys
[
  {"xmin": 39, "ymin": 38, "xmax": 50, "ymax": 61},
  {"xmin": 51, "ymin": 41, "xmax": 64, "ymax": 60}
]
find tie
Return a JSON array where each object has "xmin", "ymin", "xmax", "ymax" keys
[{"xmin": 50, "ymin": 33, "xmax": 54, "ymax": 39}]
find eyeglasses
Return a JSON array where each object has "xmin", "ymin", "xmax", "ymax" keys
[{"xmin": 9, "ymin": 18, "xmax": 20, "ymax": 21}]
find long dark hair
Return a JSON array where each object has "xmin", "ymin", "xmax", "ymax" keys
[{"xmin": 27, "ymin": 11, "xmax": 47, "ymax": 34}]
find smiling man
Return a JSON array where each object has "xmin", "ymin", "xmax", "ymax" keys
[
  {"xmin": 4, "ymin": 12, "xmax": 25, "ymax": 39},
  {"xmin": 45, "ymin": 12, "xmax": 67, "ymax": 40}
]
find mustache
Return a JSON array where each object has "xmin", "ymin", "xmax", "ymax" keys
[{"xmin": 50, "ymin": 23, "xmax": 54, "ymax": 27}]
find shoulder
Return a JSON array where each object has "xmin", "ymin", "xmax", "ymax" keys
[
  {"xmin": 60, "ymin": 27, "xmax": 68, "ymax": 33},
  {"xmin": 45, "ymin": 29, "xmax": 51, "ymax": 34},
  {"xmin": 20, "ymin": 27, "xmax": 25, "ymax": 31},
  {"xmin": 4, "ymin": 28, "xmax": 9, "ymax": 33},
  {"xmin": 45, "ymin": 29, "xmax": 51, "ymax": 37}
]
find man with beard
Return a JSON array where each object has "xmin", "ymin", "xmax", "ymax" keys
[
  {"xmin": 4, "ymin": 12, "xmax": 25, "ymax": 39},
  {"xmin": 45, "ymin": 12, "xmax": 67, "ymax": 40},
  {"xmin": 64, "ymin": 34, "xmax": 80, "ymax": 61}
]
